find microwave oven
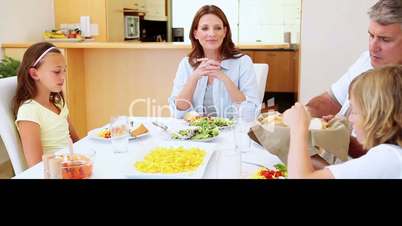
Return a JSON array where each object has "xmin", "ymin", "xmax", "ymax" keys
[{"xmin": 124, "ymin": 15, "xmax": 140, "ymax": 40}]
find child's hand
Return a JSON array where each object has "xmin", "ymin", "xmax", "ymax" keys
[{"xmin": 283, "ymin": 103, "xmax": 311, "ymax": 131}]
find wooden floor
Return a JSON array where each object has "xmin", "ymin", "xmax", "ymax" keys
[{"xmin": 0, "ymin": 161, "xmax": 14, "ymax": 179}]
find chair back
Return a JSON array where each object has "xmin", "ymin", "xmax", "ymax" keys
[
  {"xmin": 0, "ymin": 76, "xmax": 27, "ymax": 174},
  {"xmin": 253, "ymin": 63, "xmax": 269, "ymax": 104}
]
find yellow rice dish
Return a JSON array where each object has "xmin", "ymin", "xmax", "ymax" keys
[{"xmin": 134, "ymin": 147, "xmax": 206, "ymax": 174}]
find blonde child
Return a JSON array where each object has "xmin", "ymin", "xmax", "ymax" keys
[
  {"xmin": 13, "ymin": 42, "xmax": 79, "ymax": 167},
  {"xmin": 283, "ymin": 65, "xmax": 402, "ymax": 178}
]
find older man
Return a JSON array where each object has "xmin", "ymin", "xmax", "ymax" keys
[{"xmin": 306, "ymin": 0, "xmax": 402, "ymax": 167}]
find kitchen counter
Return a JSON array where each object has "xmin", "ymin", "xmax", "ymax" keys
[{"xmin": 1, "ymin": 42, "xmax": 295, "ymax": 50}]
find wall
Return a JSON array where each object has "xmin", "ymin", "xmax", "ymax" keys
[
  {"xmin": 172, "ymin": 0, "xmax": 301, "ymax": 44},
  {"xmin": 0, "ymin": 0, "xmax": 55, "ymax": 57},
  {"xmin": 0, "ymin": 0, "xmax": 55, "ymax": 164},
  {"xmin": 299, "ymin": 0, "xmax": 378, "ymax": 103}
]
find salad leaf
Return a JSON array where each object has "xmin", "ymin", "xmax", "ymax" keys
[
  {"xmin": 190, "ymin": 117, "xmax": 233, "ymax": 128},
  {"xmin": 213, "ymin": 117, "xmax": 234, "ymax": 127},
  {"xmin": 191, "ymin": 127, "xmax": 219, "ymax": 140}
]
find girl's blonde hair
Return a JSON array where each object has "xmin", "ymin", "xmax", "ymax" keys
[{"xmin": 349, "ymin": 65, "xmax": 402, "ymax": 149}]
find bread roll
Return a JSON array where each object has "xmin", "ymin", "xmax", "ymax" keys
[{"xmin": 309, "ymin": 118, "xmax": 327, "ymax": 130}]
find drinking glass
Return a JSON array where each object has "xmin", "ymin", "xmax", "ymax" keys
[
  {"xmin": 110, "ymin": 116, "xmax": 130, "ymax": 153},
  {"xmin": 232, "ymin": 102, "xmax": 257, "ymax": 153},
  {"xmin": 43, "ymin": 153, "xmax": 63, "ymax": 179}
]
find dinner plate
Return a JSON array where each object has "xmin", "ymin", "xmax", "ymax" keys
[
  {"xmin": 170, "ymin": 131, "xmax": 220, "ymax": 142},
  {"xmin": 187, "ymin": 136, "xmax": 218, "ymax": 142},
  {"xmin": 124, "ymin": 141, "xmax": 215, "ymax": 179},
  {"xmin": 169, "ymin": 124, "xmax": 221, "ymax": 142},
  {"xmin": 217, "ymin": 124, "xmax": 235, "ymax": 130},
  {"xmin": 88, "ymin": 127, "xmax": 149, "ymax": 141}
]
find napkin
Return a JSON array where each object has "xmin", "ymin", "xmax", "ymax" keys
[{"xmin": 249, "ymin": 113, "xmax": 350, "ymax": 164}]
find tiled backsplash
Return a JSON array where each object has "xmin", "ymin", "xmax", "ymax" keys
[
  {"xmin": 238, "ymin": 0, "xmax": 301, "ymax": 43},
  {"xmin": 172, "ymin": 0, "xmax": 301, "ymax": 44}
]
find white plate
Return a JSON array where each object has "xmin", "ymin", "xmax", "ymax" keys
[
  {"xmin": 170, "ymin": 126, "xmax": 220, "ymax": 142},
  {"xmin": 218, "ymin": 124, "xmax": 234, "ymax": 130},
  {"xmin": 188, "ymin": 136, "xmax": 218, "ymax": 142},
  {"xmin": 87, "ymin": 127, "xmax": 149, "ymax": 141},
  {"xmin": 124, "ymin": 141, "xmax": 215, "ymax": 179},
  {"xmin": 170, "ymin": 133, "xmax": 219, "ymax": 142}
]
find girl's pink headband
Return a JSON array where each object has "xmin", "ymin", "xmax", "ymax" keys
[{"xmin": 32, "ymin": 46, "xmax": 57, "ymax": 67}]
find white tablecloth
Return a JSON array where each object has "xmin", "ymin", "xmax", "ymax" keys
[{"xmin": 13, "ymin": 117, "xmax": 282, "ymax": 179}]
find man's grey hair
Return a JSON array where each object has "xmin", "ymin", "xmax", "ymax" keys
[{"xmin": 369, "ymin": 0, "xmax": 402, "ymax": 27}]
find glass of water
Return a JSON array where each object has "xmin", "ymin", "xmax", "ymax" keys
[
  {"xmin": 232, "ymin": 102, "xmax": 257, "ymax": 153},
  {"xmin": 110, "ymin": 116, "xmax": 129, "ymax": 153}
]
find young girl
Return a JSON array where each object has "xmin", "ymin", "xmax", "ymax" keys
[
  {"xmin": 283, "ymin": 65, "xmax": 402, "ymax": 178},
  {"xmin": 13, "ymin": 42, "xmax": 79, "ymax": 167}
]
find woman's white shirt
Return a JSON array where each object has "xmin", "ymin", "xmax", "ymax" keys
[
  {"xmin": 169, "ymin": 55, "xmax": 259, "ymax": 119},
  {"xmin": 327, "ymin": 144, "xmax": 402, "ymax": 179}
]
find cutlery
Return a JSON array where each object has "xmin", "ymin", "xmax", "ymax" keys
[
  {"xmin": 151, "ymin": 121, "xmax": 169, "ymax": 132},
  {"xmin": 151, "ymin": 121, "xmax": 193, "ymax": 140}
]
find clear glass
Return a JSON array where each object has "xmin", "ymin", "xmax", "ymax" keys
[
  {"xmin": 232, "ymin": 102, "xmax": 257, "ymax": 153},
  {"xmin": 110, "ymin": 116, "xmax": 130, "ymax": 153},
  {"xmin": 234, "ymin": 121, "xmax": 252, "ymax": 153},
  {"xmin": 43, "ymin": 153, "xmax": 63, "ymax": 179}
]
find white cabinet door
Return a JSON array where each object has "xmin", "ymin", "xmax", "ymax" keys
[
  {"xmin": 238, "ymin": 0, "xmax": 301, "ymax": 43},
  {"xmin": 171, "ymin": 0, "xmax": 300, "ymax": 44}
]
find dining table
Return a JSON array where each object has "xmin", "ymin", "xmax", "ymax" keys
[{"xmin": 13, "ymin": 117, "xmax": 283, "ymax": 179}]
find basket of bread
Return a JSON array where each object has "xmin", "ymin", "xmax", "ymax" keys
[{"xmin": 249, "ymin": 111, "xmax": 350, "ymax": 164}]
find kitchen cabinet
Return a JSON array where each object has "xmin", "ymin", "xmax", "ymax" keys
[
  {"xmin": 242, "ymin": 50, "xmax": 255, "ymax": 59},
  {"xmin": 251, "ymin": 50, "xmax": 299, "ymax": 93},
  {"xmin": 54, "ymin": 0, "xmax": 108, "ymax": 41},
  {"xmin": 244, "ymin": 49, "xmax": 299, "ymax": 112},
  {"xmin": 144, "ymin": 0, "xmax": 167, "ymax": 21},
  {"xmin": 120, "ymin": 0, "xmax": 146, "ymax": 11},
  {"xmin": 54, "ymin": 0, "xmax": 168, "ymax": 41}
]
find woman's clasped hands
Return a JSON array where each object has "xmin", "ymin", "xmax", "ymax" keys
[{"xmin": 192, "ymin": 58, "xmax": 226, "ymax": 80}]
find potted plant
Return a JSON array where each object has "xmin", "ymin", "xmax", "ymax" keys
[{"xmin": 0, "ymin": 56, "xmax": 20, "ymax": 79}]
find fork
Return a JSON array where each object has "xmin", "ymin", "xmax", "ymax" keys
[{"xmin": 151, "ymin": 121, "xmax": 193, "ymax": 140}]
